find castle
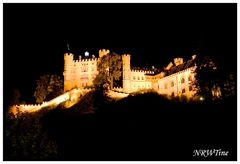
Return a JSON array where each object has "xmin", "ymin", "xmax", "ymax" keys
[
  {"xmin": 10, "ymin": 48, "xmax": 197, "ymax": 115},
  {"xmin": 63, "ymin": 49, "xmax": 197, "ymax": 98}
]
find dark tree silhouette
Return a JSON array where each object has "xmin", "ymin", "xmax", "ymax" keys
[
  {"xmin": 93, "ymin": 52, "xmax": 122, "ymax": 90},
  {"xmin": 192, "ymin": 55, "xmax": 221, "ymax": 101},
  {"xmin": 5, "ymin": 110, "xmax": 57, "ymax": 160},
  {"xmin": 10, "ymin": 89, "xmax": 21, "ymax": 105},
  {"xmin": 34, "ymin": 74, "xmax": 63, "ymax": 103}
]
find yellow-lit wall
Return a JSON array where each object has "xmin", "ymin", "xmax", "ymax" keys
[
  {"xmin": 64, "ymin": 49, "xmax": 197, "ymax": 99},
  {"xmin": 122, "ymin": 54, "xmax": 131, "ymax": 93},
  {"xmin": 130, "ymin": 70, "xmax": 153, "ymax": 92},
  {"xmin": 63, "ymin": 53, "xmax": 98, "ymax": 91},
  {"xmin": 155, "ymin": 67, "xmax": 196, "ymax": 98}
]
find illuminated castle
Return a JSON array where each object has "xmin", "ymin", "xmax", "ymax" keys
[
  {"xmin": 63, "ymin": 49, "xmax": 197, "ymax": 98},
  {"xmin": 10, "ymin": 49, "xmax": 197, "ymax": 115}
]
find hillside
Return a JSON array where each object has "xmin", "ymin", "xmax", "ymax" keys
[{"xmin": 4, "ymin": 91, "xmax": 237, "ymax": 161}]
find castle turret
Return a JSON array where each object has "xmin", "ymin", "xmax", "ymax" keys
[
  {"xmin": 63, "ymin": 52, "xmax": 74, "ymax": 91},
  {"xmin": 99, "ymin": 49, "xmax": 110, "ymax": 58},
  {"xmin": 174, "ymin": 58, "xmax": 183, "ymax": 66},
  {"xmin": 122, "ymin": 54, "xmax": 131, "ymax": 93}
]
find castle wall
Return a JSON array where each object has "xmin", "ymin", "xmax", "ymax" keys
[
  {"xmin": 129, "ymin": 70, "xmax": 153, "ymax": 92},
  {"xmin": 122, "ymin": 54, "xmax": 131, "ymax": 93},
  {"xmin": 64, "ymin": 53, "xmax": 98, "ymax": 91},
  {"xmin": 64, "ymin": 49, "xmax": 197, "ymax": 99},
  {"xmin": 156, "ymin": 67, "xmax": 196, "ymax": 98}
]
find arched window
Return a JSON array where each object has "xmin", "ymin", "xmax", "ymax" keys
[
  {"xmin": 188, "ymin": 75, "xmax": 192, "ymax": 82},
  {"xmin": 181, "ymin": 77, "xmax": 185, "ymax": 83},
  {"xmin": 133, "ymin": 76, "xmax": 136, "ymax": 80},
  {"xmin": 182, "ymin": 88, "xmax": 186, "ymax": 93},
  {"xmin": 171, "ymin": 81, "xmax": 174, "ymax": 87},
  {"xmin": 189, "ymin": 86, "xmax": 193, "ymax": 91},
  {"xmin": 138, "ymin": 77, "xmax": 140, "ymax": 80}
]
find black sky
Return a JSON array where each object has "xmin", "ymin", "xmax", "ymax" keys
[{"xmin": 3, "ymin": 3, "xmax": 237, "ymax": 103}]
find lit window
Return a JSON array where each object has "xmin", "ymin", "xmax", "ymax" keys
[
  {"xmin": 189, "ymin": 86, "xmax": 193, "ymax": 91},
  {"xmin": 182, "ymin": 88, "xmax": 186, "ymax": 93},
  {"xmin": 188, "ymin": 76, "xmax": 192, "ymax": 82},
  {"xmin": 181, "ymin": 77, "xmax": 185, "ymax": 83},
  {"xmin": 171, "ymin": 81, "xmax": 174, "ymax": 87}
]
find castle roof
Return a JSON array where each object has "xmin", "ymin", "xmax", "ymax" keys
[
  {"xmin": 145, "ymin": 57, "xmax": 196, "ymax": 77},
  {"xmin": 165, "ymin": 58, "xmax": 196, "ymax": 76}
]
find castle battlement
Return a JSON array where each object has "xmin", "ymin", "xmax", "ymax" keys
[
  {"xmin": 99, "ymin": 49, "xmax": 110, "ymax": 58},
  {"xmin": 64, "ymin": 53, "xmax": 74, "ymax": 56},
  {"xmin": 81, "ymin": 58, "xmax": 98, "ymax": 62},
  {"xmin": 131, "ymin": 69, "xmax": 154, "ymax": 74}
]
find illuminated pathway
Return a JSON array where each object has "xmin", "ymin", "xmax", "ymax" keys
[
  {"xmin": 10, "ymin": 88, "xmax": 129, "ymax": 116},
  {"xmin": 10, "ymin": 88, "xmax": 92, "ymax": 116}
]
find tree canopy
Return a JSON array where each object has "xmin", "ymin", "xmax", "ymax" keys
[
  {"xmin": 93, "ymin": 52, "xmax": 122, "ymax": 90},
  {"xmin": 192, "ymin": 55, "xmax": 221, "ymax": 100},
  {"xmin": 34, "ymin": 74, "xmax": 63, "ymax": 103}
]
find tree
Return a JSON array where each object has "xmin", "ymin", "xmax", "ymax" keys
[
  {"xmin": 34, "ymin": 74, "xmax": 63, "ymax": 103},
  {"xmin": 5, "ymin": 110, "xmax": 57, "ymax": 160},
  {"xmin": 93, "ymin": 52, "xmax": 122, "ymax": 90},
  {"xmin": 192, "ymin": 55, "xmax": 221, "ymax": 100},
  {"xmin": 10, "ymin": 89, "xmax": 21, "ymax": 105},
  {"xmin": 222, "ymin": 73, "xmax": 236, "ymax": 98}
]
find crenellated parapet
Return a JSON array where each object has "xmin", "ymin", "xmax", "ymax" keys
[
  {"xmin": 174, "ymin": 58, "xmax": 183, "ymax": 66},
  {"xmin": 99, "ymin": 49, "xmax": 110, "ymax": 58},
  {"xmin": 113, "ymin": 87, "xmax": 123, "ymax": 92},
  {"xmin": 71, "ymin": 57, "xmax": 98, "ymax": 64},
  {"xmin": 9, "ymin": 88, "xmax": 94, "ymax": 116},
  {"xmin": 131, "ymin": 69, "xmax": 154, "ymax": 74}
]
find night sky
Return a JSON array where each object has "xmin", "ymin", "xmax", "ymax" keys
[{"xmin": 3, "ymin": 3, "xmax": 236, "ymax": 103}]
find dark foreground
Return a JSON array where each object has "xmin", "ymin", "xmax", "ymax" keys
[{"xmin": 4, "ymin": 92, "xmax": 237, "ymax": 161}]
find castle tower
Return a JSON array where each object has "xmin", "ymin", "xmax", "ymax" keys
[
  {"xmin": 122, "ymin": 54, "xmax": 131, "ymax": 93},
  {"xmin": 63, "ymin": 52, "xmax": 74, "ymax": 91},
  {"xmin": 99, "ymin": 49, "xmax": 110, "ymax": 58}
]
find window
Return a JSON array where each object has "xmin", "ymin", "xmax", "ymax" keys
[
  {"xmin": 188, "ymin": 76, "xmax": 192, "ymax": 82},
  {"xmin": 142, "ymin": 77, "xmax": 144, "ymax": 80},
  {"xmin": 171, "ymin": 81, "xmax": 174, "ymax": 87},
  {"xmin": 182, "ymin": 88, "xmax": 186, "ymax": 93},
  {"xmin": 189, "ymin": 86, "xmax": 193, "ymax": 91},
  {"xmin": 82, "ymin": 66, "xmax": 88, "ymax": 72},
  {"xmin": 133, "ymin": 76, "xmax": 136, "ymax": 80},
  {"xmin": 138, "ymin": 77, "xmax": 140, "ymax": 80},
  {"xmin": 181, "ymin": 77, "xmax": 185, "ymax": 83}
]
